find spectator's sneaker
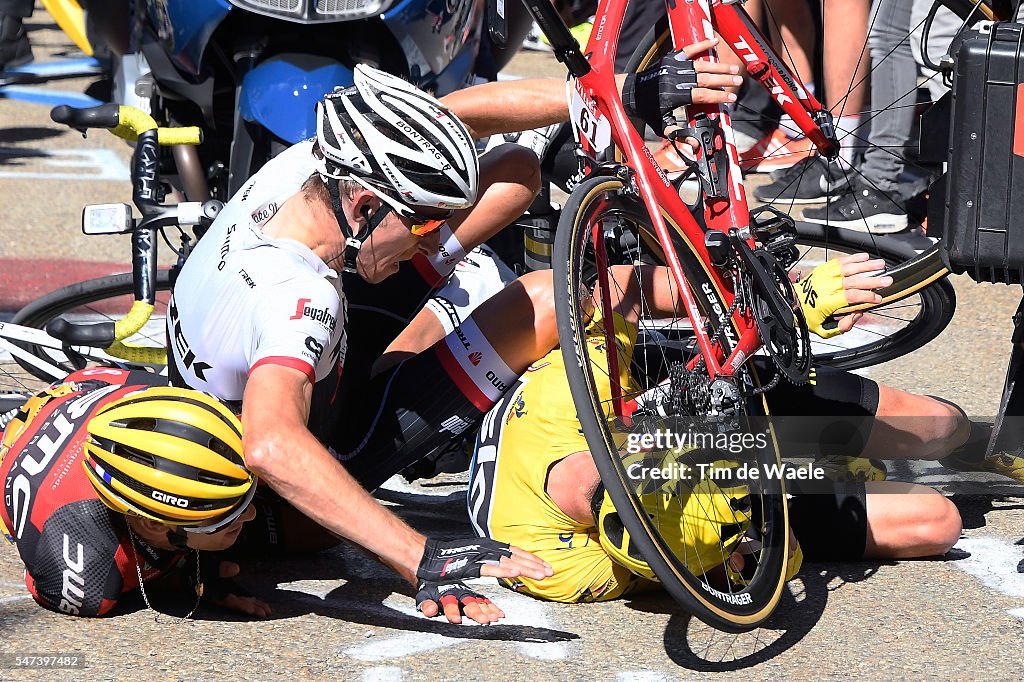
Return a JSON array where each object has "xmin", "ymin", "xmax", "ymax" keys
[
  {"xmin": 815, "ymin": 456, "xmax": 887, "ymax": 483},
  {"xmin": 0, "ymin": 16, "xmax": 32, "ymax": 70},
  {"xmin": 941, "ymin": 451, "xmax": 1024, "ymax": 484},
  {"xmin": 739, "ymin": 128, "xmax": 814, "ymax": 174},
  {"xmin": 520, "ymin": 22, "xmax": 551, "ymax": 52},
  {"xmin": 752, "ymin": 156, "xmax": 849, "ymax": 204},
  {"xmin": 802, "ymin": 179, "xmax": 909, "ymax": 233}
]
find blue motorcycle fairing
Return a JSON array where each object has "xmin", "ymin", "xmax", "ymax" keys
[
  {"xmin": 239, "ymin": 56, "xmax": 354, "ymax": 144},
  {"xmin": 151, "ymin": 0, "xmax": 232, "ymax": 75}
]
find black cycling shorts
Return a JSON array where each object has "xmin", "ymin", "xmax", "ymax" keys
[
  {"xmin": 789, "ymin": 483, "xmax": 869, "ymax": 561},
  {"xmin": 762, "ymin": 363, "xmax": 880, "ymax": 458},
  {"xmin": 321, "ymin": 345, "xmax": 481, "ymax": 491}
]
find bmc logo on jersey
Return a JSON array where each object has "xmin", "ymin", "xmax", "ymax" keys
[
  {"xmin": 290, "ymin": 298, "xmax": 337, "ymax": 334},
  {"xmin": 152, "ymin": 490, "xmax": 189, "ymax": 508}
]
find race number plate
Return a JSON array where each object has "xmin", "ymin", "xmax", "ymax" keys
[{"xmin": 569, "ymin": 81, "xmax": 611, "ymax": 154}]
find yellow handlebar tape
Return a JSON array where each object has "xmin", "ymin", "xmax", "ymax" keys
[
  {"xmin": 111, "ymin": 106, "xmax": 202, "ymax": 146},
  {"xmin": 105, "ymin": 301, "xmax": 168, "ymax": 366}
]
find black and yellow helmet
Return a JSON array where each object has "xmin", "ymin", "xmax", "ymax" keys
[
  {"xmin": 83, "ymin": 387, "xmax": 255, "ymax": 532},
  {"xmin": 598, "ymin": 455, "xmax": 753, "ymax": 580}
]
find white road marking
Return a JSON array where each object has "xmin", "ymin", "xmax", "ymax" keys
[
  {"xmin": 0, "ymin": 594, "xmax": 32, "ymax": 604},
  {"xmin": 951, "ymin": 537, "xmax": 1024, "ymax": 598},
  {"xmin": 0, "ymin": 149, "xmax": 129, "ymax": 181},
  {"xmin": 316, "ymin": 579, "xmax": 569, "ymax": 663},
  {"xmin": 952, "ymin": 536, "xmax": 1024, "ymax": 624}
]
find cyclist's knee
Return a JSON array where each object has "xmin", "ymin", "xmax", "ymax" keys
[
  {"xmin": 907, "ymin": 489, "xmax": 962, "ymax": 556},
  {"xmin": 481, "ymin": 142, "xmax": 542, "ymax": 196},
  {"xmin": 865, "ymin": 483, "xmax": 961, "ymax": 558},
  {"xmin": 874, "ymin": 388, "xmax": 968, "ymax": 457}
]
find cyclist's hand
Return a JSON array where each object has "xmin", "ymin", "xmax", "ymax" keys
[
  {"xmin": 211, "ymin": 560, "xmax": 272, "ymax": 619},
  {"xmin": 622, "ymin": 38, "xmax": 741, "ymax": 136},
  {"xmin": 416, "ymin": 580, "xmax": 504, "ymax": 625},
  {"xmin": 796, "ymin": 253, "xmax": 892, "ymax": 338},
  {"xmin": 417, "ymin": 538, "xmax": 553, "ymax": 582}
]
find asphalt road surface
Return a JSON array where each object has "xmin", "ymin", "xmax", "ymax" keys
[{"xmin": 2, "ymin": 10, "xmax": 1024, "ymax": 682}]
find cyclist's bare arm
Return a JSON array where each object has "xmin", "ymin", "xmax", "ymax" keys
[
  {"xmin": 441, "ymin": 39, "xmax": 742, "ymax": 141},
  {"xmin": 243, "ymin": 364, "xmax": 425, "ymax": 581},
  {"xmin": 241, "ymin": 363, "xmax": 553, "ymax": 623}
]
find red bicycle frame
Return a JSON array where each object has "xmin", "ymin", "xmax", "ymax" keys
[{"xmin": 521, "ymin": 0, "xmax": 836, "ymax": 416}]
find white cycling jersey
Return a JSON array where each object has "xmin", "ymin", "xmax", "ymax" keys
[{"xmin": 168, "ymin": 140, "xmax": 348, "ymax": 402}]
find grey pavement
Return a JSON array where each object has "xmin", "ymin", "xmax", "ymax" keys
[{"xmin": 1, "ymin": 10, "xmax": 1024, "ymax": 682}]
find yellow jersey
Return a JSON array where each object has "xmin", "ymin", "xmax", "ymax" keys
[{"xmin": 468, "ymin": 312, "xmax": 655, "ymax": 602}]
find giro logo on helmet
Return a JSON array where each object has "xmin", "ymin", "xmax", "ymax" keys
[{"xmin": 151, "ymin": 490, "xmax": 189, "ymax": 508}]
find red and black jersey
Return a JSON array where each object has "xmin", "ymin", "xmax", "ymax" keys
[{"xmin": 0, "ymin": 368, "xmax": 185, "ymax": 616}]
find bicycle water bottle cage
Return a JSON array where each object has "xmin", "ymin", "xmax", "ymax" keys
[
  {"xmin": 749, "ymin": 206, "xmax": 798, "ymax": 269},
  {"xmin": 669, "ymin": 114, "xmax": 728, "ymax": 199}
]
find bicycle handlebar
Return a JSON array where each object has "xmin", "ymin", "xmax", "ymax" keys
[
  {"xmin": 50, "ymin": 103, "xmax": 202, "ymax": 146},
  {"xmin": 44, "ymin": 103, "xmax": 206, "ymax": 366}
]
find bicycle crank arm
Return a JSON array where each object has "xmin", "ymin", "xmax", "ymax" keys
[{"xmin": 730, "ymin": 233, "xmax": 792, "ymax": 324}]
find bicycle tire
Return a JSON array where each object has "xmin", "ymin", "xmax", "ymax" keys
[
  {"xmin": 792, "ymin": 223, "xmax": 955, "ymax": 370},
  {"xmin": 10, "ymin": 271, "xmax": 173, "ymax": 381},
  {"xmin": 554, "ymin": 175, "xmax": 790, "ymax": 633},
  {"xmin": 623, "ymin": 0, "xmax": 995, "ymax": 330}
]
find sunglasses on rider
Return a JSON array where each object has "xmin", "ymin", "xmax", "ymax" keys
[
  {"xmin": 350, "ymin": 176, "xmax": 452, "ymax": 236},
  {"xmin": 180, "ymin": 482, "xmax": 258, "ymax": 535}
]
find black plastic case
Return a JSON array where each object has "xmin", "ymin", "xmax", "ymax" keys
[{"xmin": 942, "ymin": 23, "xmax": 1024, "ymax": 284}]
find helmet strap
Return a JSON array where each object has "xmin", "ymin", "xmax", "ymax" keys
[
  {"xmin": 326, "ymin": 178, "xmax": 392, "ymax": 275},
  {"xmin": 589, "ymin": 482, "xmax": 606, "ymax": 524},
  {"xmin": 168, "ymin": 527, "xmax": 190, "ymax": 550}
]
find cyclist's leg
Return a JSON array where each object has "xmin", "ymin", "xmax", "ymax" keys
[
  {"xmin": 336, "ymin": 270, "xmax": 558, "ymax": 489},
  {"xmin": 376, "ymin": 245, "xmax": 518, "ymax": 373},
  {"xmin": 789, "ymin": 481, "xmax": 960, "ymax": 560},
  {"xmin": 861, "ymin": 482, "xmax": 961, "ymax": 558},
  {"xmin": 766, "ymin": 364, "xmax": 968, "ymax": 460},
  {"xmin": 866, "ymin": 384, "xmax": 969, "ymax": 460}
]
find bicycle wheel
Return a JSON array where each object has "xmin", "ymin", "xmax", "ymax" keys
[
  {"xmin": 626, "ymin": 0, "xmax": 1002, "ymax": 338},
  {"xmin": 790, "ymin": 222, "xmax": 955, "ymax": 370},
  {"xmin": 9, "ymin": 271, "xmax": 173, "ymax": 381},
  {"xmin": 554, "ymin": 175, "xmax": 790, "ymax": 633}
]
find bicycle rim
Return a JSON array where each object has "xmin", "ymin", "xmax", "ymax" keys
[
  {"xmin": 9, "ymin": 271, "xmax": 173, "ymax": 381},
  {"xmin": 790, "ymin": 223, "xmax": 955, "ymax": 369},
  {"xmin": 625, "ymin": 0, "xmax": 995, "ymax": 324},
  {"xmin": 743, "ymin": 0, "xmax": 991, "ymax": 282},
  {"xmin": 554, "ymin": 175, "xmax": 790, "ymax": 632}
]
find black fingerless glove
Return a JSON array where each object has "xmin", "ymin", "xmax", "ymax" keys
[
  {"xmin": 416, "ymin": 537, "xmax": 512, "ymax": 582},
  {"xmin": 415, "ymin": 580, "xmax": 492, "ymax": 613},
  {"xmin": 622, "ymin": 49, "xmax": 699, "ymax": 133}
]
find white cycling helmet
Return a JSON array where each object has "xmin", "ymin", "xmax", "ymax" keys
[{"xmin": 315, "ymin": 64, "xmax": 479, "ymax": 212}]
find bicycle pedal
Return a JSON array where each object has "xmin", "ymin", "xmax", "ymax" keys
[{"xmin": 749, "ymin": 206, "xmax": 798, "ymax": 268}]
